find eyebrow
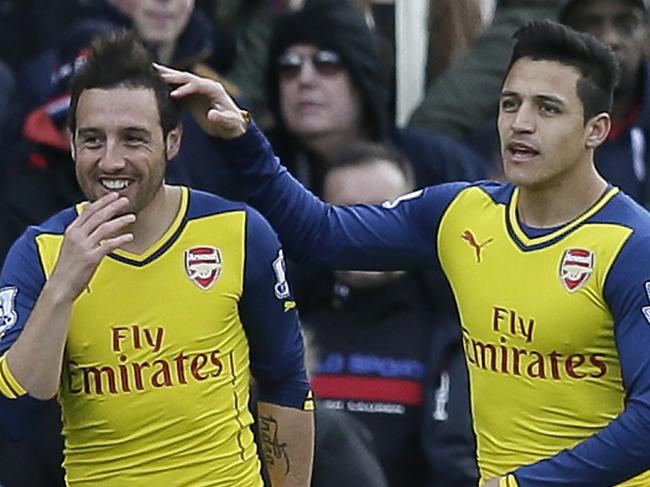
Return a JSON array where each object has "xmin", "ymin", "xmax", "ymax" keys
[
  {"xmin": 121, "ymin": 127, "xmax": 152, "ymax": 138},
  {"xmin": 76, "ymin": 127, "xmax": 101, "ymax": 137},
  {"xmin": 500, "ymin": 91, "xmax": 565, "ymax": 105},
  {"xmin": 535, "ymin": 94, "xmax": 565, "ymax": 105}
]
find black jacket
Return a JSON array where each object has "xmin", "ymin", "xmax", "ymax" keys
[{"xmin": 304, "ymin": 273, "xmax": 478, "ymax": 487}]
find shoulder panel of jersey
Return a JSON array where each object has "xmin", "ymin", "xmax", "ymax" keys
[
  {"xmin": 433, "ymin": 179, "xmax": 511, "ymax": 257},
  {"xmin": 586, "ymin": 189, "xmax": 650, "ymax": 230}
]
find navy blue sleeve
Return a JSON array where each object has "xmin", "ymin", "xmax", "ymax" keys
[
  {"xmin": 514, "ymin": 231, "xmax": 650, "ymax": 486},
  {"xmin": 0, "ymin": 230, "xmax": 52, "ymax": 438},
  {"xmin": 217, "ymin": 124, "xmax": 468, "ymax": 272},
  {"xmin": 239, "ymin": 207, "xmax": 311, "ymax": 409}
]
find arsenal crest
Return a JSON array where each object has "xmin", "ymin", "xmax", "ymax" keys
[
  {"xmin": 185, "ymin": 246, "xmax": 222, "ymax": 290},
  {"xmin": 560, "ymin": 248, "xmax": 594, "ymax": 292}
]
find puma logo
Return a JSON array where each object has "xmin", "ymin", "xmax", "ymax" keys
[{"xmin": 462, "ymin": 230, "xmax": 493, "ymax": 263}]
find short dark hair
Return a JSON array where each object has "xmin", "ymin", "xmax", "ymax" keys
[
  {"xmin": 68, "ymin": 31, "xmax": 180, "ymax": 137},
  {"xmin": 506, "ymin": 20, "xmax": 620, "ymax": 121},
  {"xmin": 328, "ymin": 142, "xmax": 415, "ymax": 190}
]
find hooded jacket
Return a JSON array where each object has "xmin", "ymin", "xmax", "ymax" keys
[{"xmin": 264, "ymin": 0, "xmax": 487, "ymax": 195}]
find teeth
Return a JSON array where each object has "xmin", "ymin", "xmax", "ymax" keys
[{"xmin": 101, "ymin": 179, "xmax": 131, "ymax": 190}]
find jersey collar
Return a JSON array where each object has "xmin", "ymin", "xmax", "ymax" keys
[
  {"xmin": 506, "ymin": 185, "xmax": 619, "ymax": 250},
  {"xmin": 75, "ymin": 187, "xmax": 190, "ymax": 266}
]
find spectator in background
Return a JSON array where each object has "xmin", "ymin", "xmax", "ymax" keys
[
  {"xmin": 304, "ymin": 142, "xmax": 477, "ymax": 487},
  {"xmin": 16, "ymin": 0, "xmax": 236, "ymax": 115},
  {"xmin": 265, "ymin": 0, "xmax": 487, "ymax": 198},
  {"xmin": 264, "ymin": 0, "xmax": 488, "ymax": 312}
]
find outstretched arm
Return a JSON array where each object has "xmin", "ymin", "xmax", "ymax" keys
[{"xmin": 155, "ymin": 63, "xmax": 456, "ymax": 272}]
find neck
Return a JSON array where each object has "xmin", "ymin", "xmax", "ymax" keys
[
  {"xmin": 121, "ymin": 184, "xmax": 181, "ymax": 254},
  {"xmin": 516, "ymin": 164, "xmax": 608, "ymax": 228}
]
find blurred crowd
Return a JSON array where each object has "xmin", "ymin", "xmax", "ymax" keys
[{"xmin": 1, "ymin": 0, "xmax": 649, "ymax": 486}]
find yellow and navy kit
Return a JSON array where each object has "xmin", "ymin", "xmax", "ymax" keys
[
  {"xmin": 225, "ymin": 125, "xmax": 650, "ymax": 486},
  {"xmin": 0, "ymin": 186, "xmax": 312, "ymax": 486}
]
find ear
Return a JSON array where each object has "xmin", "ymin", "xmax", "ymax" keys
[
  {"xmin": 165, "ymin": 124, "xmax": 183, "ymax": 160},
  {"xmin": 585, "ymin": 113, "xmax": 611, "ymax": 149}
]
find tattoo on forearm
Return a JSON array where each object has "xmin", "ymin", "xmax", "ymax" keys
[{"xmin": 259, "ymin": 415, "xmax": 291, "ymax": 475}]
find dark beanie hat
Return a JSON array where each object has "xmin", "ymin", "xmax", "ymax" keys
[
  {"xmin": 266, "ymin": 0, "xmax": 389, "ymax": 141},
  {"xmin": 560, "ymin": 0, "xmax": 648, "ymax": 23}
]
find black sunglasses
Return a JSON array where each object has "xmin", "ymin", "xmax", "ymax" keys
[{"xmin": 277, "ymin": 50, "xmax": 343, "ymax": 79}]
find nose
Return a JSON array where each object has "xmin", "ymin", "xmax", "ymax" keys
[
  {"xmin": 98, "ymin": 139, "xmax": 126, "ymax": 173},
  {"xmin": 296, "ymin": 58, "xmax": 319, "ymax": 84},
  {"xmin": 510, "ymin": 104, "xmax": 536, "ymax": 133}
]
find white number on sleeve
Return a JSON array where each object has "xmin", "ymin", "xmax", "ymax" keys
[
  {"xmin": 382, "ymin": 189, "xmax": 424, "ymax": 209},
  {"xmin": 272, "ymin": 250, "xmax": 291, "ymax": 299},
  {"xmin": 0, "ymin": 287, "xmax": 18, "ymax": 339}
]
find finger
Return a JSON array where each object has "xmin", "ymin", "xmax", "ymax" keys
[
  {"xmin": 92, "ymin": 233, "xmax": 134, "ymax": 257},
  {"xmin": 71, "ymin": 192, "xmax": 121, "ymax": 228},
  {"xmin": 160, "ymin": 71, "xmax": 197, "ymax": 86},
  {"xmin": 207, "ymin": 109, "xmax": 243, "ymax": 126},
  {"xmin": 167, "ymin": 78, "xmax": 218, "ymax": 99},
  {"xmin": 87, "ymin": 213, "xmax": 136, "ymax": 247},
  {"xmin": 208, "ymin": 96, "xmax": 240, "ymax": 112},
  {"xmin": 100, "ymin": 233, "xmax": 135, "ymax": 255},
  {"xmin": 153, "ymin": 62, "xmax": 184, "ymax": 75},
  {"xmin": 78, "ymin": 197, "xmax": 131, "ymax": 236}
]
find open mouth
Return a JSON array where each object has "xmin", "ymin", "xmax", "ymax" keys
[
  {"xmin": 508, "ymin": 142, "xmax": 539, "ymax": 160},
  {"xmin": 100, "ymin": 178, "xmax": 132, "ymax": 191}
]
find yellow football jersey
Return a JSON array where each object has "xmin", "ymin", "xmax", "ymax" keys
[
  {"xmin": 437, "ymin": 186, "xmax": 650, "ymax": 485},
  {"xmin": 0, "ymin": 187, "xmax": 311, "ymax": 486}
]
